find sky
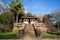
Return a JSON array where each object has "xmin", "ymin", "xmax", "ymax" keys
[{"xmin": 1, "ymin": 0, "xmax": 60, "ymax": 14}]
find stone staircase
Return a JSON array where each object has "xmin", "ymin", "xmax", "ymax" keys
[{"xmin": 23, "ymin": 24, "xmax": 36, "ymax": 38}]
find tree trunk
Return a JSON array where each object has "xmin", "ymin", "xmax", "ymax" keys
[
  {"xmin": 58, "ymin": 21, "xmax": 59, "ymax": 30},
  {"xmin": 57, "ymin": 17, "xmax": 59, "ymax": 30},
  {"xmin": 16, "ymin": 14, "xmax": 18, "ymax": 23}
]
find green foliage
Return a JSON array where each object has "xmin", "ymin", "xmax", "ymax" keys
[
  {"xmin": 0, "ymin": 24, "xmax": 10, "ymax": 33},
  {"xmin": 10, "ymin": 0, "xmax": 24, "ymax": 22},
  {"xmin": 0, "ymin": 0, "xmax": 25, "ymax": 33},
  {"xmin": 47, "ymin": 14, "xmax": 53, "ymax": 19},
  {"xmin": 10, "ymin": 0, "xmax": 24, "ymax": 16},
  {"xmin": 0, "ymin": 32, "xmax": 17, "ymax": 39},
  {"xmin": 0, "ymin": 11, "xmax": 15, "ymax": 33},
  {"xmin": 0, "ymin": 12, "xmax": 14, "ymax": 24},
  {"xmin": 13, "ymin": 27, "xmax": 18, "ymax": 33},
  {"xmin": 57, "ymin": 30, "xmax": 60, "ymax": 33},
  {"xmin": 47, "ymin": 9, "xmax": 60, "ymax": 29},
  {"xmin": 42, "ymin": 32, "xmax": 60, "ymax": 39}
]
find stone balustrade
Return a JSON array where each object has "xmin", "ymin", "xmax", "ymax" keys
[
  {"xmin": 14, "ymin": 23, "xmax": 25, "ymax": 30},
  {"xmin": 33, "ymin": 23, "xmax": 48, "ymax": 32}
]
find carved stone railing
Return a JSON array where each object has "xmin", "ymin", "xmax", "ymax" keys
[
  {"xmin": 14, "ymin": 23, "xmax": 25, "ymax": 30},
  {"xmin": 14, "ymin": 23, "xmax": 22, "ymax": 26},
  {"xmin": 33, "ymin": 23, "xmax": 48, "ymax": 33},
  {"xmin": 14, "ymin": 23, "xmax": 25, "ymax": 38}
]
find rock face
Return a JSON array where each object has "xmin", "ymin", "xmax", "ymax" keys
[{"xmin": 37, "ymin": 15, "xmax": 56, "ymax": 33}]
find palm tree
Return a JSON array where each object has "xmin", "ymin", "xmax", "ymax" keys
[{"xmin": 10, "ymin": 0, "xmax": 24, "ymax": 23}]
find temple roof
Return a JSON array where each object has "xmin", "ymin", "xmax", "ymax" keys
[{"xmin": 21, "ymin": 13, "xmax": 37, "ymax": 18}]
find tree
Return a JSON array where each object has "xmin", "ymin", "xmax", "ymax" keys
[
  {"xmin": 10, "ymin": 0, "xmax": 24, "ymax": 23},
  {"xmin": 48, "ymin": 9, "xmax": 60, "ymax": 30},
  {"xmin": 0, "ymin": 11, "xmax": 15, "ymax": 32},
  {"xmin": 53, "ymin": 11, "xmax": 60, "ymax": 30}
]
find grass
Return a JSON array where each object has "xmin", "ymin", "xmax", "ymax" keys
[
  {"xmin": 0, "ymin": 31, "xmax": 60, "ymax": 39},
  {"xmin": 57, "ymin": 30, "xmax": 60, "ymax": 33},
  {"xmin": 42, "ymin": 32, "xmax": 60, "ymax": 39},
  {"xmin": 0, "ymin": 32, "xmax": 17, "ymax": 39}
]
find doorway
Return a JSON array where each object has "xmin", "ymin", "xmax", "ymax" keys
[
  {"xmin": 23, "ymin": 19, "xmax": 36, "ymax": 24},
  {"xmin": 29, "ymin": 19, "xmax": 30, "ymax": 23},
  {"xmin": 23, "ymin": 19, "xmax": 29, "ymax": 24}
]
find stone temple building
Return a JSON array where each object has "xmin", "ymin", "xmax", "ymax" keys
[{"xmin": 13, "ymin": 13, "xmax": 56, "ymax": 38}]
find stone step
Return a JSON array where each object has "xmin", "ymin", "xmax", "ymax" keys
[{"xmin": 24, "ymin": 24, "xmax": 36, "ymax": 37}]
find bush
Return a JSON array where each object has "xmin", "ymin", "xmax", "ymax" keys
[
  {"xmin": 57, "ymin": 30, "xmax": 60, "ymax": 33},
  {"xmin": 0, "ymin": 32, "xmax": 17, "ymax": 39},
  {"xmin": 42, "ymin": 32, "xmax": 60, "ymax": 39},
  {"xmin": 0, "ymin": 23, "xmax": 12, "ymax": 33},
  {"xmin": 12, "ymin": 27, "xmax": 18, "ymax": 33}
]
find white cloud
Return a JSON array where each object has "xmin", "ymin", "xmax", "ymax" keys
[
  {"xmin": 0, "ymin": 0, "xmax": 10, "ymax": 9},
  {"xmin": 24, "ymin": 6, "xmax": 28, "ymax": 13},
  {"xmin": 0, "ymin": 0, "xmax": 10, "ymax": 13},
  {"xmin": 0, "ymin": 0, "xmax": 4, "ymax": 7}
]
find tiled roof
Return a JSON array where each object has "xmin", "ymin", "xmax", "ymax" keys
[{"xmin": 21, "ymin": 13, "xmax": 37, "ymax": 18}]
